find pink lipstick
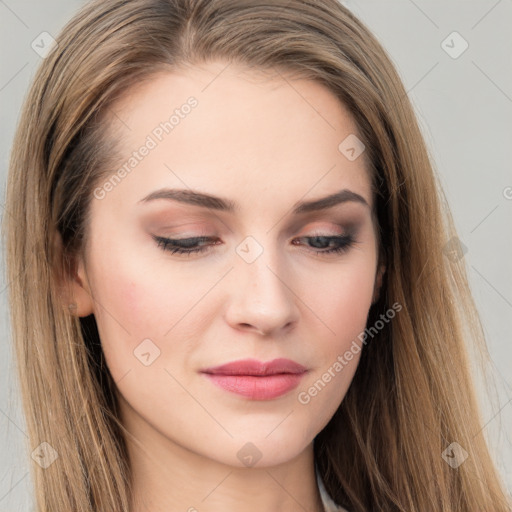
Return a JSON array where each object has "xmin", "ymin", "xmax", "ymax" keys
[{"xmin": 200, "ymin": 358, "xmax": 308, "ymax": 400}]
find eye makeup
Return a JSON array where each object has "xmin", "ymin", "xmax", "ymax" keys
[{"xmin": 151, "ymin": 227, "xmax": 360, "ymax": 258}]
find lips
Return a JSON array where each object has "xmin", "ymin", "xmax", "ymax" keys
[
  {"xmin": 201, "ymin": 358, "xmax": 307, "ymax": 376},
  {"xmin": 200, "ymin": 358, "xmax": 308, "ymax": 400}
]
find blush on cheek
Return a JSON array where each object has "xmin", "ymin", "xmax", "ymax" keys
[
  {"xmin": 321, "ymin": 283, "xmax": 375, "ymax": 361},
  {"xmin": 307, "ymin": 268, "xmax": 374, "ymax": 330},
  {"xmin": 122, "ymin": 281, "xmax": 143, "ymax": 321},
  {"xmin": 115, "ymin": 280, "xmax": 164, "ymax": 340}
]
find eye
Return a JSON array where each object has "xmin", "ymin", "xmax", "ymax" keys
[
  {"xmin": 292, "ymin": 234, "xmax": 356, "ymax": 255},
  {"xmin": 152, "ymin": 235, "xmax": 219, "ymax": 256},
  {"xmin": 152, "ymin": 233, "xmax": 357, "ymax": 257}
]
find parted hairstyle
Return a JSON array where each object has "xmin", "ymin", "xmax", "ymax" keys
[{"xmin": 3, "ymin": 0, "xmax": 510, "ymax": 510}]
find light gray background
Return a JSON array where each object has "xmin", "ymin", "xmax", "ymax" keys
[{"xmin": 1, "ymin": 0, "xmax": 511, "ymax": 510}]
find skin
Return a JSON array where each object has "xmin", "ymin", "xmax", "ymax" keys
[{"xmin": 64, "ymin": 60, "xmax": 385, "ymax": 512}]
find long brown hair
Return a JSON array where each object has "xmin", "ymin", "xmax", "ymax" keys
[{"xmin": 3, "ymin": 0, "xmax": 510, "ymax": 510}]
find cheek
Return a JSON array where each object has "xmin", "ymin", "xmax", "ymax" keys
[
  {"xmin": 86, "ymin": 256, "xmax": 173, "ymax": 379},
  {"xmin": 295, "ymin": 253, "xmax": 375, "ymax": 395},
  {"xmin": 294, "ymin": 261, "xmax": 374, "ymax": 433},
  {"xmin": 331, "ymin": 273, "xmax": 374, "ymax": 341},
  {"xmin": 300, "ymin": 257, "xmax": 376, "ymax": 340},
  {"xmin": 89, "ymin": 251, "xmax": 215, "ymax": 381}
]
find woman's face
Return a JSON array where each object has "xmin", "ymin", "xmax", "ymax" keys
[{"xmin": 71, "ymin": 61, "xmax": 382, "ymax": 469}]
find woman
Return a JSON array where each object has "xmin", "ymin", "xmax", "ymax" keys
[{"xmin": 3, "ymin": 0, "xmax": 510, "ymax": 511}]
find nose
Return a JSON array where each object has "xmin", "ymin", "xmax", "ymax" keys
[{"xmin": 223, "ymin": 246, "xmax": 300, "ymax": 337}]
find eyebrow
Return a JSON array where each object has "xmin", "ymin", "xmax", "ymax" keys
[{"xmin": 138, "ymin": 187, "xmax": 370, "ymax": 214}]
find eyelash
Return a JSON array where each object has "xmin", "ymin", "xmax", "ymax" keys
[{"xmin": 152, "ymin": 234, "xmax": 357, "ymax": 257}]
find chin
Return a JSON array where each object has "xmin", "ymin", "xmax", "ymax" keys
[{"xmin": 211, "ymin": 429, "xmax": 313, "ymax": 469}]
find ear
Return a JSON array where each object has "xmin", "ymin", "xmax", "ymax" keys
[
  {"xmin": 372, "ymin": 261, "xmax": 386, "ymax": 304},
  {"xmin": 52, "ymin": 230, "xmax": 95, "ymax": 317}
]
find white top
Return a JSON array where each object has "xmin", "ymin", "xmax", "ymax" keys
[{"xmin": 317, "ymin": 468, "xmax": 349, "ymax": 512}]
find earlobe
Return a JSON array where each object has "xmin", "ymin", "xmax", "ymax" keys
[
  {"xmin": 52, "ymin": 230, "xmax": 95, "ymax": 317},
  {"xmin": 68, "ymin": 255, "xmax": 95, "ymax": 317}
]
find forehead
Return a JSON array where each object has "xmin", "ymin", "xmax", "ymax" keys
[
  {"xmin": 112, "ymin": 61, "xmax": 362, "ymax": 139},
  {"xmin": 97, "ymin": 61, "xmax": 373, "ymax": 215}
]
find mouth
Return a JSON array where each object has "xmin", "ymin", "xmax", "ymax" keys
[
  {"xmin": 201, "ymin": 357, "xmax": 307, "ymax": 376},
  {"xmin": 200, "ymin": 358, "xmax": 308, "ymax": 400}
]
